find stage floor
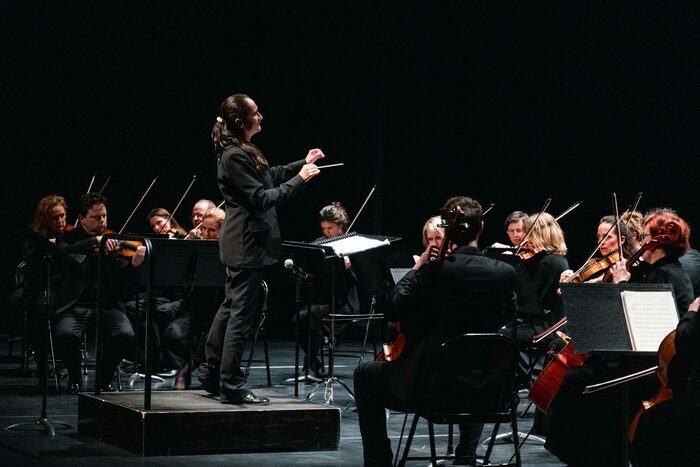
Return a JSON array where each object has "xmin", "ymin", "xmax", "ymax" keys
[{"xmin": 0, "ymin": 338, "xmax": 564, "ymax": 466}]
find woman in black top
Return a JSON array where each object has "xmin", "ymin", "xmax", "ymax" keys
[
  {"xmin": 198, "ymin": 93, "xmax": 325, "ymax": 404},
  {"xmin": 545, "ymin": 210, "xmax": 694, "ymax": 466}
]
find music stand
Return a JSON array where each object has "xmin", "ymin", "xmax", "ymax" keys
[
  {"xmin": 5, "ymin": 229, "xmax": 78, "ymax": 435},
  {"xmin": 560, "ymin": 282, "xmax": 675, "ymax": 466}
]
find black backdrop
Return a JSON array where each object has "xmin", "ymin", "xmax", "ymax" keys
[{"xmin": 3, "ymin": 1, "xmax": 700, "ymax": 334}]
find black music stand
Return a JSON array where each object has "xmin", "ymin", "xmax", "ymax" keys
[
  {"xmin": 560, "ymin": 282, "xmax": 676, "ymax": 466},
  {"xmin": 5, "ymin": 229, "xmax": 79, "ymax": 435},
  {"xmin": 141, "ymin": 238, "xmax": 226, "ymax": 390}
]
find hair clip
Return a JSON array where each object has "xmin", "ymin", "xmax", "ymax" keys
[{"xmin": 216, "ymin": 116, "xmax": 223, "ymax": 123}]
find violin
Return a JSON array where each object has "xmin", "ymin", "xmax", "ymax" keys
[{"xmin": 567, "ymin": 251, "xmax": 621, "ymax": 283}]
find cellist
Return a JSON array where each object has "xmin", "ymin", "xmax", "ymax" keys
[
  {"xmin": 630, "ymin": 296, "xmax": 700, "ymax": 466},
  {"xmin": 545, "ymin": 209, "xmax": 694, "ymax": 466},
  {"xmin": 354, "ymin": 196, "xmax": 516, "ymax": 467}
]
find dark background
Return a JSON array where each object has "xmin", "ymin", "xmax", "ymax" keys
[{"xmin": 3, "ymin": 1, "xmax": 699, "ymax": 333}]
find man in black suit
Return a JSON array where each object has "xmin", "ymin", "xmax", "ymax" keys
[{"xmin": 354, "ymin": 196, "xmax": 516, "ymax": 467}]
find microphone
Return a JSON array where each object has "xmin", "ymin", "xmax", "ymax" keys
[{"xmin": 284, "ymin": 258, "xmax": 312, "ymax": 280}]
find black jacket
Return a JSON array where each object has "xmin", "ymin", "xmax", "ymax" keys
[
  {"xmin": 385, "ymin": 245, "xmax": 516, "ymax": 401},
  {"xmin": 217, "ymin": 146, "xmax": 306, "ymax": 268}
]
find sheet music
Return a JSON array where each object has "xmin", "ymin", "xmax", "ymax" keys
[
  {"xmin": 390, "ymin": 268, "xmax": 412, "ymax": 284},
  {"xmin": 620, "ymin": 290, "xmax": 679, "ymax": 351},
  {"xmin": 323, "ymin": 235, "xmax": 390, "ymax": 256}
]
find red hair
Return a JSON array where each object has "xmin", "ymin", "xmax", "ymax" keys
[{"xmin": 644, "ymin": 211, "xmax": 690, "ymax": 258}]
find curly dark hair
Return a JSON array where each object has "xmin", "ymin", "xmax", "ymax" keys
[
  {"xmin": 439, "ymin": 196, "xmax": 483, "ymax": 245},
  {"xmin": 319, "ymin": 202, "xmax": 350, "ymax": 232}
]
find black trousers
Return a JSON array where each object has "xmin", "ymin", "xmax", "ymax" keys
[
  {"xmin": 354, "ymin": 361, "xmax": 483, "ymax": 467},
  {"xmin": 54, "ymin": 305, "xmax": 135, "ymax": 386},
  {"xmin": 200, "ymin": 267, "xmax": 262, "ymax": 401}
]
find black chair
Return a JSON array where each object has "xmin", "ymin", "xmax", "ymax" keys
[{"xmin": 397, "ymin": 333, "xmax": 522, "ymax": 467}]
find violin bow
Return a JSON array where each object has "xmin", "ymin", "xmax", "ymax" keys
[
  {"xmin": 74, "ymin": 172, "xmax": 98, "ymax": 227},
  {"xmin": 346, "ymin": 185, "xmax": 376, "ymax": 233},
  {"xmin": 118, "ymin": 176, "xmax": 159, "ymax": 234},
  {"xmin": 97, "ymin": 175, "xmax": 111, "ymax": 195},
  {"xmin": 623, "ymin": 191, "xmax": 643, "ymax": 231},
  {"xmin": 482, "ymin": 203, "xmax": 495, "ymax": 216},
  {"xmin": 612, "ymin": 193, "xmax": 625, "ymax": 261},
  {"xmin": 159, "ymin": 175, "xmax": 197, "ymax": 234},
  {"xmin": 555, "ymin": 201, "xmax": 581, "ymax": 222},
  {"xmin": 184, "ymin": 200, "xmax": 225, "ymax": 239},
  {"xmin": 514, "ymin": 197, "xmax": 551, "ymax": 256}
]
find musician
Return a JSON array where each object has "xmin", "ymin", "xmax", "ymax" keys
[
  {"xmin": 198, "ymin": 93, "xmax": 324, "ymax": 404},
  {"xmin": 509, "ymin": 212, "xmax": 568, "ymax": 341},
  {"xmin": 354, "ymin": 196, "xmax": 516, "ymax": 466},
  {"xmin": 147, "ymin": 207, "xmax": 187, "ymax": 238},
  {"xmin": 54, "ymin": 193, "xmax": 145, "ymax": 393},
  {"xmin": 188, "ymin": 199, "xmax": 216, "ymax": 239},
  {"xmin": 200, "ymin": 207, "xmax": 225, "ymax": 240},
  {"xmin": 630, "ymin": 297, "xmax": 700, "ymax": 466},
  {"xmin": 490, "ymin": 210, "xmax": 528, "ymax": 249},
  {"xmin": 294, "ymin": 202, "xmax": 359, "ymax": 379},
  {"xmin": 560, "ymin": 215, "xmax": 635, "ymax": 284},
  {"xmin": 160, "ymin": 207, "xmax": 225, "ymax": 383},
  {"xmin": 545, "ymin": 210, "xmax": 694, "ymax": 466},
  {"xmin": 32, "ymin": 194, "xmax": 69, "ymax": 239}
]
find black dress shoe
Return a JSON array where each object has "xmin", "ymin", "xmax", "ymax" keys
[
  {"xmin": 101, "ymin": 384, "xmax": 116, "ymax": 392},
  {"xmin": 221, "ymin": 392, "xmax": 270, "ymax": 405},
  {"xmin": 67, "ymin": 382, "xmax": 82, "ymax": 395},
  {"xmin": 200, "ymin": 379, "xmax": 220, "ymax": 396}
]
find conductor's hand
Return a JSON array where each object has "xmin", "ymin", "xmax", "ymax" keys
[
  {"xmin": 305, "ymin": 148, "xmax": 325, "ymax": 164},
  {"xmin": 299, "ymin": 164, "xmax": 320, "ymax": 181}
]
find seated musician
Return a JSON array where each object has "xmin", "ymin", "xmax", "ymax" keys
[
  {"xmin": 188, "ymin": 199, "xmax": 216, "ymax": 239},
  {"xmin": 200, "ymin": 207, "xmax": 225, "ymax": 240},
  {"xmin": 560, "ymin": 214, "xmax": 636, "ymax": 284},
  {"xmin": 295, "ymin": 202, "xmax": 359, "ymax": 379},
  {"xmin": 354, "ymin": 196, "xmax": 516, "ymax": 467},
  {"xmin": 147, "ymin": 208, "xmax": 187, "ymax": 238},
  {"xmin": 545, "ymin": 209, "xmax": 694, "ymax": 466},
  {"xmin": 54, "ymin": 193, "xmax": 146, "ymax": 393},
  {"xmin": 161, "ymin": 206, "xmax": 226, "ymax": 386},
  {"xmin": 491, "ymin": 210, "xmax": 528, "ymax": 249},
  {"xmin": 411, "ymin": 215, "xmax": 444, "ymax": 263},
  {"xmin": 630, "ymin": 296, "xmax": 700, "ymax": 466},
  {"xmin": 32, "ymin": 194, "xmax": 70, "ymax": 240}
]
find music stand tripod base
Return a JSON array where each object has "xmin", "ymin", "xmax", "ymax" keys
[
  {"xmin": 5, "ymin": 417, "xmax": 73, "ymax": 436},
  {"xmin": 482, "ymin": 430, "xmax": 545, "ymax": 446},
  {"xmin": 306, "ymin": 376, "xmax": 355, "ymax": 411}
]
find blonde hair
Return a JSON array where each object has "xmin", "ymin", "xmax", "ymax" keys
[
  {"xmin": 421, "ymin": 215, "xmax": 444, "ymax": 247},
  {"xmin": 202, "ymin": 207, "xmax": 225, "ymax": 227},
  {"xmin": 525, "ymin": 212, "xmax": 567, "ymax": 255}
]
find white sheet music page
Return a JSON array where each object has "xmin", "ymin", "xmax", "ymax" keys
[
  {"xmin": 324, "ymin": 235, "xmax": 390, "ymax": 256},
  {"xmin": 620, "ymin": 291, "xmax": 679, "ymax": 351}
]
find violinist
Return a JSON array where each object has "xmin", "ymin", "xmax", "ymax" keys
[
  {"xmin": 630, "ymin": 297, "xmax": 700, "ymax": 466},
  {"xmin": 560, "ymin": 215, "xmax": 636, "ymax": 284},
  {"xmin": 293, "ymin": 202, "xmax": 359, "ymax": 380},
  {"xmin": 55, "ymin": 193, "xmax": 146, "ymax": 393},
  {"xmin": 490, "ymin": 210, "xmax": 528, "ymax": 249},
  {"xmin": 520, "ymin": 212, "xmax": 569, "ymax": 326},
  {"xmin": 545, "ymin": 209, "xmax": 694, "ymax": 466},
  {"xmin": 411, "ymin": 215, "xmax": 445, "ymax": 263},
  {"xmin": 161, "ymin": 206, "xmax": 226, "ymax": 386},
  {"xmin": 32, "ymin": 194, "xmax": 69, "ymax": 240},
  {"xmin": 354, "ymin": 196, "xmax": 516, "ymax": 466},
  {"xmin": 200, "ymin": 207, "xmax": 225, "ymax": 240},
  {"xmin": 188, "ymin": 199, "xmax": 215, "ymax": 239},
  {"xmin": 147, "ymin": 208, "xmax": 187, "ymax": 238}
]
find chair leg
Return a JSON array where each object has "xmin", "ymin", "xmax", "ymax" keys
[
  {"xmin": 510, "ymin": 407, "xmax": 522, "ymax": 467},
  {"xmin": 398, "ymin": 414, "xmax": 420, "ymax": 467},
  {"xmin": 47, "ymin": 322, "xmax": 60, "ymax": 392},
  {"xmin": 447, "ymin": 423, "xmax": 454, "ymax": 455},
  {"xmin": 428, "ymin": 421, "xmax": 438, "ymax": 467},
  {"xmin": 244, "ymin": 310, "xmax": 263, "ymax": 383},
  {"xmin": 483, "ymin": 422, "xmax": 500, "ymax": 465},
  {"xmin": 393, "ymin": 413, "xmax": 409, "ymax": 467}
]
